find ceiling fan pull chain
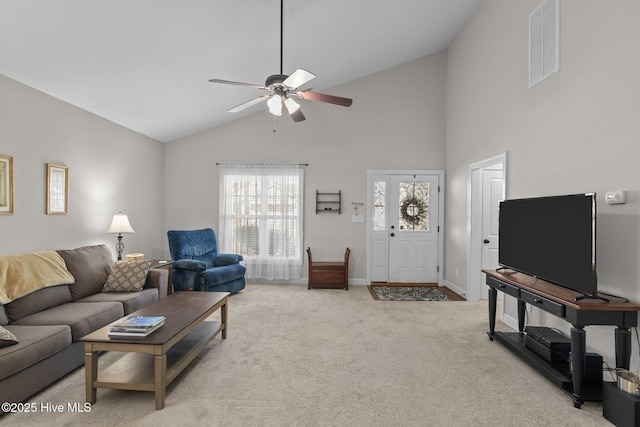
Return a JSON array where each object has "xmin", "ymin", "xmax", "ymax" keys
[{"xmin": 273, "ymin": 114, "xmax": 277, "ymax": 133}]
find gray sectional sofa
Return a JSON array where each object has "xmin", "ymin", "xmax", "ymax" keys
[{"xmin": 0, "ymin": 244, "xmax": 168, "ymax": 406}]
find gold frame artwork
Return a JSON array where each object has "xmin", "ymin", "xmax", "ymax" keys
[
  {"xmin": 46, "ymin": 163, "xmax": 69, "ymax": 214},
  {"xmin": 0, "ymin": 154, "xmax": 14, "ymax": 214}
]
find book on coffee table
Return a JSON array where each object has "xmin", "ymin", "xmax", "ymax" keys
[
  {"xmin": 109, "ymin": 321, "xmax": 164, "ymax": 337},
  {"xmin": 109, "ymin": 315, "xmax": 165, "ymax": 337},
  {"xmin": 113, "ymin": 315, "xmax": 165, "ymax": 329}
]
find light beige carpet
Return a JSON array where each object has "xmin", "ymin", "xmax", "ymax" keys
[{"xmin": 0, "ymin": 284, "xmax": 610, "ymax": 426}]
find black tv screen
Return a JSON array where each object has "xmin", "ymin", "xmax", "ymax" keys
[{"xmin": 498, "ymin": 193, "xmax": 596, "ymax": 297}]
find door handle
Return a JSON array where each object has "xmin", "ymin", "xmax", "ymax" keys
[{"xmin": 483, "ymin": 239, "xmax": 490, "ymax": 244}]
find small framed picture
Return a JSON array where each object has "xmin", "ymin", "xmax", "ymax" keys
[
  {"xmin": 46, "ymin": 163, "xmax": 69, "ymax": 214},
  {"xmin": 0, "ymin": 154, "xmax": 14, "ymax": 215}
]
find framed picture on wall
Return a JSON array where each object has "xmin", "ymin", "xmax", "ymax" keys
[
  {"xmin": 46, "ymin": 163, "xmax": 69, "ymax": 214},
  {"xmin": 0, "ymin": 154, "xmax": 14, "ymax": 214}
]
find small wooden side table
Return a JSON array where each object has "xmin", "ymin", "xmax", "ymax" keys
[{"xmin": 150, "ymin": 260, "xmax": 174, "ymax": 294}]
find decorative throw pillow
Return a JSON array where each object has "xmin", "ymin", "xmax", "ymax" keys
[
  {"xmin": 102, "ymin": 260, "xmax": 151, "ymax": 292},
  {"xmin": 0, "ymin": 325, "xmax": 18, "ymax": 348}
]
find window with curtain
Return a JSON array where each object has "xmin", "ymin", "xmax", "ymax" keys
[{"xmin": 219, "ymin": 163, "xmax": 304, "ymax": 280}]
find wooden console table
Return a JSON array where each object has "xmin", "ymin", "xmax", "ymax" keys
[{"xmin": 484, "ymin": 269, "xmax": 640, "ymax": 408}]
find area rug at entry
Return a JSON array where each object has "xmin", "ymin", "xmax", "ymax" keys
[{"xmin": 369, "ymin": 286, "xmax": 455, "ymax": 301}]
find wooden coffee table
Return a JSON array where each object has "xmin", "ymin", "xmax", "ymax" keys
[{"xmin": 80, "ymin": 291, "xmax": 228, "ymax": 409}]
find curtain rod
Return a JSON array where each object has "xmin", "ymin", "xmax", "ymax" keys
[{"xmin": 216, "ymin": 162, "xmax": 309, "ymax": 166}]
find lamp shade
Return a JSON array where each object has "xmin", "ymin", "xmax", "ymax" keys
[
  {"xmin": 267, "ymin": 95, "xmax": 283, "ymax": 116},
  {"xmin": 107, "ymin": 212, "xmax": 135, "ymax": 234},
  {"xmin": 284, "ymin": 96, "xmax": 300, "ymax": 114}
]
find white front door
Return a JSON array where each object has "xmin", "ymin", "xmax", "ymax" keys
[{"xmin": 388, "ymin": 174, "xmax": 439, "ymax": 283}]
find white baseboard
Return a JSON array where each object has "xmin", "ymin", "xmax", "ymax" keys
[
  {"xmin": 444, "ymin": 280, "xmax": 466, "ymax": 299},
  {"xmin": 501, "ymin": 313, "xmax": 518, "ymax": 331}
]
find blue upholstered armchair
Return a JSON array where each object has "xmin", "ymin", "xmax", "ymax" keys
[{"xmin": 167, "ymin": 228, "xmax": 246, "ymax": 293}]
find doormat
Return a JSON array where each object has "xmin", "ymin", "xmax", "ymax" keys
[{"xmin": 367, "ymin": 286, "xmax": 465, "ymax": 301}]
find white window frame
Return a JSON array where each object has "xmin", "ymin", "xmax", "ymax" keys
[{"xmin": 219, "ymin": 164, "xmax": 304, "ymax": 280}]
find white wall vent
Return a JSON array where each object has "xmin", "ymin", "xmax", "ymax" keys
[{"xmin": 529, "ymin": 0, "xmax": 560, "ymax": 87}]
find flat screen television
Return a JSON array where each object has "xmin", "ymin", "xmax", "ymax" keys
[{"xmin": 498, "ymin": 193, "xmax": 597, "ymax": 298}]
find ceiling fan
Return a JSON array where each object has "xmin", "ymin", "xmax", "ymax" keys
[{"xmin": 208, "ymin": 0, "xmax": 353, "ymax": 123}]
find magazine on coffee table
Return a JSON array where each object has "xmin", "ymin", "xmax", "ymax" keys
[
  {"xmin": 109, "ymin": 321, "xmax": 164, "ymax": 337},
  {"xmin": 109, "ymin": 315, "xmax": 165, "ymax": 337},
  {"xmin": 113, "ymin": 315, "xmax": 165, "ymax": 329}
]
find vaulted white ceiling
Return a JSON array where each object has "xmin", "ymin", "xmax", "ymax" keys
[{"xmin": 0, "ymin": 0, "xmax": 480, "ymax": 142}]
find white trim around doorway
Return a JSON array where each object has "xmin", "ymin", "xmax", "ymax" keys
[{"xmin": 366, "ymin": 169, "xmax": 445, "ymax": 286}]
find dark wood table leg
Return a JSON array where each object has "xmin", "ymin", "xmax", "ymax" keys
[
  {"xmin": 488, "ymin": 286, "xmax": 497, "ymax": 340},
  {"xmin": 570, "ymin": 325, "xmax": 586, "ymax": 408},
  {"xmin": 615, "ymin": 327, "xmax": 632, "ymax": 370},
  {"xmin": 517, "ymin": 299, "xmax": 526, "ymax": 333}
]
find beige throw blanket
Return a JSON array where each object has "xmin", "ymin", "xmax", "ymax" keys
[{"xmin": 0, "ymin": 251, "xmax": 75, "ymax": 304}]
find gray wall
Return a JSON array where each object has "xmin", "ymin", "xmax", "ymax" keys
[
  {"xmin": 164, "ymin": 53, "xmax": 448, "ymax": 280},
  {"xmin": 446, "ymin": 0, "xmax": 640, "ymax": 365},
  {"xmin": 0, "ymin": 74, "xmax": 166, "ymax": 259}
]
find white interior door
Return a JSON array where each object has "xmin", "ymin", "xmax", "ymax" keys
[
  {"xmin": 388, "ymin": 174, "xmax": 439, "ymax": 283},
  {"xmin": 467, "ymin": 153, "xmax": 506, "ymax": 303},
  {"xmin": 480, "ymin": 169, "xmax": 503, "ymax": 299}
]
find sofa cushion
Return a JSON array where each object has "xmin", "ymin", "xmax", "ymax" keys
[
  {"xmin": 12, "ymin": 302, "xmax": 123, "ymax": 341},
  {"xmin": 57, "ymin": 245, "xmax": 113, "ymax": 301},
  {"xmin": 78, "ymin": 288, "xmax": 158, "ymax": 315},
  {"xmin": 0, "ymin": 324, "xmax": 71, "ymax": 381},
  {"xmin": 4, "ymin": 285, "xmax": 72, "ymax": 323},
  {"xmin": 102, "ymin": 260, "xmax": 151, "ymax": 292},
  {"xmin": 0, "ymin": 305, "xmax": 7, "ymax": 326},
  {"xmin": 0, "ymin": 325, "xmax": 18, "ymax": 348}
]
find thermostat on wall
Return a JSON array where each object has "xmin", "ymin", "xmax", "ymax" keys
[{"xmin": 605, "ymin": 190, "xmax": 626, "ymax": 205}]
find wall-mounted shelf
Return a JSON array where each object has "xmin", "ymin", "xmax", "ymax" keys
[{"xmin": 316, "ymin": 190, "xmax": 341, "ymax": 214}]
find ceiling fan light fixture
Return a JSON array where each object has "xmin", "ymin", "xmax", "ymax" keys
[
  {"xmin": 284, "ymin": 96, "xmax": 300, "ymax": 114},
  {"xmin": 208, "ymin": 0, "xmax": 352, "ymax": 123},
  {"xmin": 267, "ymin": 94, "xmax": 283, "ymax": 116}
]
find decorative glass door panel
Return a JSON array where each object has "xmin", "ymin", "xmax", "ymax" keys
[
  {"xmin": 373, "ymin": 181, "xmax": 386, "ymax": 231},
  {"xmin": 397, "ymin": 181, "xmax": 429, "ymax": 232}
]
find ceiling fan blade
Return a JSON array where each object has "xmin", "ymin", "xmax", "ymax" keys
[
  {"xmin": 283, "ymin": 69, "xmax": 315, "ymax": 89},
  {"xmin": 298, "ymin": 91, "xmax": 353, "ymax": 107},
  {"xmin": 228, "ymin": 95, "xmax": 269, "ymax": 113},
  {"xmin": 290, "ymin": 108, "xmax": 306, "ymax": 123},
  {"xmin": 209, "ymin": 78, "xmax": 267, "ymax": 90}
]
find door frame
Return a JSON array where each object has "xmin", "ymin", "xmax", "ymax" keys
[
  {"xmin": 366, "ymin": 169, "xmax": 445, "ymax": 286},
  {"xmin": 466, "ymin": 153, "xmax": 509, "ymax": 313}
]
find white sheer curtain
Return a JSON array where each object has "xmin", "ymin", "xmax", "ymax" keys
[{"xmin": 219, "ymin": 163, "xmax": 304, "ymax": 280}]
